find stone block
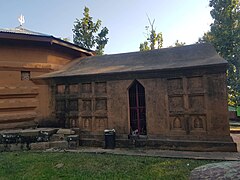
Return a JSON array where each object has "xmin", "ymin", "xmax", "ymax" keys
[
  {"xmin": 66, "ymin": 135, "xmax": 80, "ymax": 141},
  {"xmin": 30, "ymin": 142, "xmax": 50, "ymax": 150},
  {"xmin": 0, "ymin": 144, "xmax": 5, "ymax": 152},
  {"xmin": 38, "ymin": 128, "xmax": 58, "ymax": 136},
  {"xmin": 57, "ymin": 129, "xmax": 75, "ymax": 135},
  {"xmin": 50, "ymin": 134, "xmax": 65, "ymax": 141},
  {"xmin": 8, "ymin": 144, "xmax": 27, "ymax": 151},
  {"xmin": 71, "ymin": 128, "xmax": 80, "ymax": 135},
  {"xmin": 49, "ymin": 141, "xmax": 68, "ymax": 149},
  {"xmin": 19, "ymin": 129, "xmax": 40, "ymax": 137},
  {"xmin": 68, "ymin": 141, "xmax": 79, "ymax": 149}
]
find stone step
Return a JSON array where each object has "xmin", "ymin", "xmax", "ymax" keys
[
  {"xmin": 57, "ymin": 128, "xmax": 75, "ymax": 135},
  {"xmin": 49, "ymin": 141, "xmax": 68, "ymax": 149}
]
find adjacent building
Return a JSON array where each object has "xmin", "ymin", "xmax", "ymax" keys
[{"xmin": 0, "ymin": 25, "xmax": 93, "ymax": 130}]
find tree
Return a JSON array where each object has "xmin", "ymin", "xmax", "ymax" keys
[
  {"xmin": 174, "ymin": 40, "xmax": 186, "ymax": 47},
  {"xmin": 139, "ymin": 17, "xmax": 163, "ymax": 51},
  {"xmin": 199, "ymin": 0, "xmax": 240, "ymax": 106},
  {"xmin": 73, "ymin": 7, "xmax": 109, "ymax": 55},
  {"xmin": 168, "ymin": 40, "xmax": 186, "ymax": 48}
]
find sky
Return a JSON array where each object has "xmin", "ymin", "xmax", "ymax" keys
[{"xmin": 0, "ymin": 0, "xmax": 213, "ymax": 54}]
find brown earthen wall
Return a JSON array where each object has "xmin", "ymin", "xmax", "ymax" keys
[
  {"xmin": 0, "ymin": 43, "xmax": 82, "ymax": 130},
  {"xmin": 69, "ymin": 72, "xmax": 230, "ymax": 142}
]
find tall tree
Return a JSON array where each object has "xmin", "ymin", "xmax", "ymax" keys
[
  {"xmin": 139, "ymin": 17, "xmax": 163, "ymax": 51},
  {"xmin": 73, "ymin": 7, "xmax": 109, "ymax": 55},
  {"xmin": 199, "ymin": 0, "xmax": 240, "ymax": 106}
]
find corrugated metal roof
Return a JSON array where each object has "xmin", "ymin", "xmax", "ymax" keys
[
  {"xmin": 0, "ymin": 25, "xmax": 51, "ymax": 37},
  {"xmin": 37, "ymin": 43, "xmax": 227, "ymax": 79}
]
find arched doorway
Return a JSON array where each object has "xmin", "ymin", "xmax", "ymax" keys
[{"xmin": 128, "ymin": 80, "xmax": 147, "ymax": 135}]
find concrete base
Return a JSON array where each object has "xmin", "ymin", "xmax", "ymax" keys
[{"xmin": 115, "ymin": 139, "xmax": 237, "ymax": 152}]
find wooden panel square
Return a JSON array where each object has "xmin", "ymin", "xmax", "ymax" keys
[
  {"xmin": 69, "ymin": 84, "xmax": 79, "ymax": 94},
  {"xmin": 94, "ymin": 117, "xmax": 107, "ymax": 131},
  {"xmin": 69, "ymin": 99, "xmax": 78, "ymax": 111},
  {"xmin": 95, "ymin": 99, "xmax": 107, "ymax": 111},
  {"xmin": 56, "ymin": 85, "xmax": 65, "ymax": 94},
  {"xmin": 56, "ymin": 100, "xmax": 65, "ymax": 112},
  {"xmin": 82, "ymin": 117, "xmax": 92, "ymax": 131},
  {"xmin": 188, "ymin": 76, "xmax": 203, "ymax": 92},
  {"xmin": 189, "ymin": 95, "xmax": 205, "ymax": 113},
  {"xmin": 95, "ymin": 82, "xmax": 107, "ymax": 94},
  {"xmin": 81, "ymin": 83, "xmax": 92, "ymax": 93},
  {"xmin": 167, "ymin": 78, "xmax": 183, "ymax": 94},
  {"xmin": 190, "ymin": 115, "xmax": 206, "ymax": 132},
  {"xmin": 82, "ymin": 100, "xmax": 92, "ymax": 112},
  {"xmin": 168, "ymin": 96, "xmax": 184, "ymax": 113}
]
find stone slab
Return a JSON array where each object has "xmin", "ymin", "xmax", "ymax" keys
[
  {"xmin": 49, "ymin": 141, "xmax": 68, "ymax": 149},
  {"xmin": 38, "ymin": 128, "xmax": 59, "ymax": 136},
  {"xmin": 30, "ymin": 142, "xmax": 50, "ymax": 150},
  {"xmin": 68, "ymin": 141, "xmax": 79, "ymax": 149},
  {"xmin": 19, "ymin": 129, "xmax": 40, "ymax": 137},
  {"xmin": 50, "ymin": 134, "xmax": 65, "ymax": 141},
  {"xmin": 57, "ymin": 129, "xmax": 75, "ymax": 135},
  {"xmin": 0, "ymin": 144, "xmax": 5, "ymax": 152},
  {"xmin": 66, "ymin": 135, "xmax": 80, "ymax": 141},
  {"xmin": 6, "ymin": 144, "xmax": 28, "ymax": 151}
]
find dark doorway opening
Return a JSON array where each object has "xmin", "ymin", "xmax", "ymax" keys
[{"xmin": 128, "ymin": 80, "xmax": 147, "ymax": 135}]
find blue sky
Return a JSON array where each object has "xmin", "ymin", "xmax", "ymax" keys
[{"xmin": 0, "ymin": 0, "xmax": 212, "ymax": 54}]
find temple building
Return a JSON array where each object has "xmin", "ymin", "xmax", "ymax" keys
[
  {"xmin": 38, "ymin": 43, "xmax": 236, "ymax": 151},
  {"xmin": 0, "ymin": 24, "xmax": 236, "ymax": 151}
]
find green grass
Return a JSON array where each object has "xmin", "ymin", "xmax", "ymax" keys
[{"xmin": 0, "ymin": 152, "xmax": 217, "ymax": 180}]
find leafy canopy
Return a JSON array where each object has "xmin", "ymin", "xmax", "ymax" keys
[
  {"xmin": 73, "ymin": 7, "xmax": 109, "ymax": 55},
  {"xmin": 199, "ymin": 0, "xmax": 240, "ymax": 106}
]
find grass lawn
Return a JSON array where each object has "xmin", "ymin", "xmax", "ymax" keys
[{"xmin": 0, "ymin": 152, "xmax": 217, "ymax": 180}]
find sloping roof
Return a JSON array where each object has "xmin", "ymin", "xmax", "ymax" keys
[
  {"xmin": 0, "ymin": 26, "xmax": 94, "ymax": 56},
  {"xmin": 0, "ymin": 25, "xmax": 50, "ymax": 36},
  {"xmin": 37, "ymin": 43, "xmax": 227, "ymax": 79}
]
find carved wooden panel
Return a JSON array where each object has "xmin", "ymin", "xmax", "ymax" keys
[
  {"xmin": 82, "ymin": 117, "xmax": 92, "ymax": 131},
  {"xmin": 95, "ymin": 99, "xmax": 107, "ymax": 111},
  {"xmin": 69, "ymin": 84, "xmax": 79, "ymax": 94},
  {"xmin": 190, "ymin": 115, "xmax": 206, "ymax": 132},
  {"xmin": 56, "ymin": 100, "xmax": 65, "ymax": 112},
  {"xmin": 170, "ymin": 116, "xmax": 185, "ymax": 132},
  {"xmin": 168, "ymin": 96, "xmax": 184, "ymax": 113},
  {"xmin": 188, "ymin": 95, "xmax": 205, "ymax": 113},
  {"xmin": 82, "ymin": 83, "xmax": 92, "ymax": 93},
  {"xmin": 94, "ymin": 117, "xmax": 107, "ymax": 131},
  {"xmin": 82, "ymin": 100, "xmax": 92, "ymax": 111},
  {"xmin": 70, "ymin": 118, "xmax": 78, "ymax": 128},
  {"xmin": 188, "ymin": 76, "xmax": 203, "ymax": 93},
  {"xmin": 69, "ymin": 99, "xmax": 78, "ymax": 111},
  {"xmin": 56, "ymin": 85, "xmax": 65, "ymax": 94},
  {"xmin": 95, "ymin": 82, "xmax": 107, "ymax": 94},
  {"xmin": 167, "ymin": 78, "xmax": 183, "ymax": 94}
]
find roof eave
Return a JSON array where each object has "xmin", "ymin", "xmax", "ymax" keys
[
  {"xmin": 0, "ymin": 31, "xmax": 94, "ymax": 56},
  {"xmin": 34, "ymin": 62, "xmax": 228, "ymax": 81}
]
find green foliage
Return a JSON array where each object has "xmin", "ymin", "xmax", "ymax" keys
[
  {"xmin": 199, "ymin": 0, "xmax": 240, "ymax": 106},
  {"xmin": 139, "ymin": 17, "xmax": 163, "ymax": 51},
  {"xmin": 174, "ymin": 40, "xmax": 186, "ymax": 47},
  {"xmin": 168, "ymin": 40, "xmax": 186, "ymax": 48},
  {"xmin": 0, "ymin": 152, "xmax": 216, "ymax": 179},
  {"xmin": 73, "ymin": 7, "xmax": 109, "ymax": 55},
  {"xmin": 61, "ymin": 37, "xmax": 70, "ymax": 42}
]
